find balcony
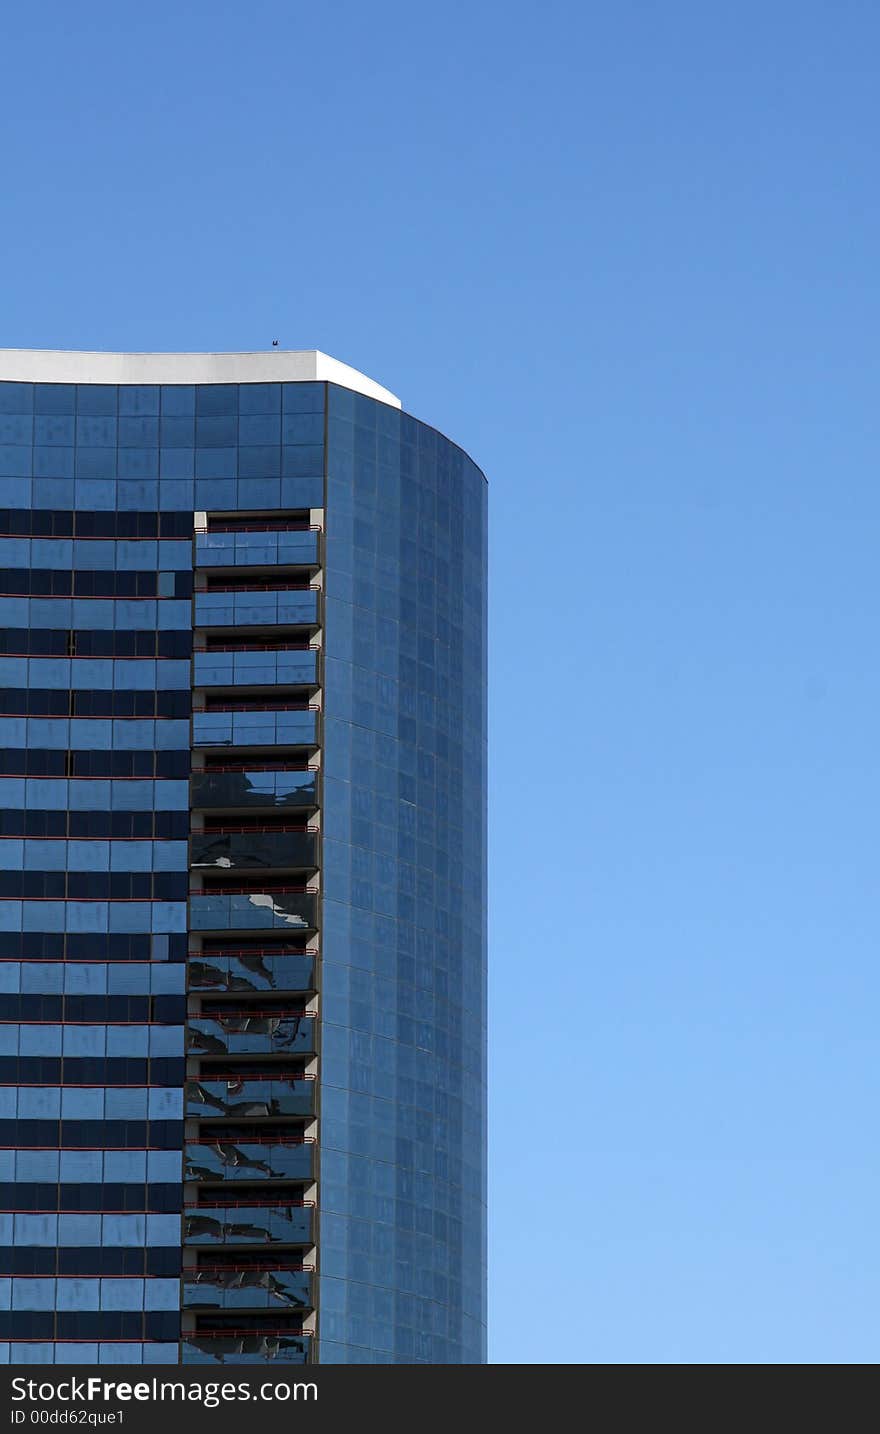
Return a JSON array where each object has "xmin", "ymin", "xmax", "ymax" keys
[
  {"xmin": 192, "ymin": 710, "xmax": 317, "ymax": 749},
  {"xmin": 190, "ymin": 831, "xmax": 318, "ymax": 872},
  {"xmin": 189, "ymin": 891, "xmax": 317, "ymax": 932},
  {"xmin": 188, "ymin": 951, "xmax": 316, "ymax": 994},
  {"xmin": 193, "ymin": 649, "xmax": 318, "ymax": 689},
  {"xmin": 183, "ymin": 1269, "xmax": 313, "ymax": 1309},
  {"xmin": 194, "ymin": 590, "xmax": 319, "ymax": 628},
  {"xmin": 191, "ymin": 769, "xmax": 317, "ymax": 812},
  {"xmin": 184, "ymin": 1204, "xmax": 314, "ymax": 1245},
  {"xmin": 181, "ymin": 1332, "xmax": 310, "ymax": 1364},
  {"xmin": 187, "ymin": 1013, "xmax": 316, "ymax": 1058},
  {"xmin": 185, "ymin": 1141, "xmax": 314, "ymax": 1183},
  {"xmin": 195, "ymin": 530, "xmax": 319, "ymax": 569},
  {"xmin": 186, "ymin": 1077, "xmax": 315, "ymax": 1119}
]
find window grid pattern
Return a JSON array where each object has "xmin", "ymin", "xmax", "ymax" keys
[
  {"xmin": 0, "ymin": 374, "xmax": 486, "ymax": 1366},
  {"xmin": 183, "ymin": 379, "xmax": 323, "ymax": 1370},
  {"xmin": 0, "ymin": 380, "xmax": 191, "ymax": 1362},
  {"xmin": 319, "ymin": 386, "xmax": 487, "ymax": 1364}
]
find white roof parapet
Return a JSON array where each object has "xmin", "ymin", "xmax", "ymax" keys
[{"xmin": 0, "ymin": 349, "xmax": 401, "ymax": 409}]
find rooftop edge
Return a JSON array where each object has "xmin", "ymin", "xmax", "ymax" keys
[{"xmin": 0, "ymin": 349, "xmax": 401, "ymax": 409}]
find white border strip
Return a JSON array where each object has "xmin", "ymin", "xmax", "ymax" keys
[{"xmin": 0, "ymin": 349, "xmax": 401, "ymax": 409}]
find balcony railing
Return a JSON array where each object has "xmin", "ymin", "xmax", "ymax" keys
[
  {"xmin": 185, "ymin": 1141, "xmax": 314, "ymax": 1183},
  {"xmin": 183, "ymin": 1204, "xmax": 314, "ymax": 1246},
  {"xmin": 195, "ymin": 882, "xmax": 308, "ymax": 893},
  {"xmin": 194, "ymin": 701, "xmax": 315, "ymax": 712},
  {"xmin": 187, "ymin": 952, "xmax": 316, "ymax": 994},
  {"xmin": 183, "ymin": 1268, "xmax": 313, "ymax": 1309},
  {"xmin": 187, "ymin": 1014, "xmax": 316, "ymax": 1058},
  {"xmin": 190, "ymin": 831, "xmax": 318, "ymax": 872},
  {"xmin": 193, "ymin": 650, "xmax": 318, "ymax": 689},
  {"xmin": 195, "ymin": 640, "xmax": 314, "ymax": 651},
  {"xmin": 194, "ymin": 591, "xmax": 319, "ymax": 628},
  {"xmin": 192, "ymin": 710, "xmax": 318, "ymax": 749},
  {"xmin": 191, "ymin": 770, "xmax": 317, "ymax": 810},
  {"xmin": 203, "ymin": 582, "xmax": 316, "ymax": 593},
  {"xmin": 201, "ymin": 822, "xmax": 314, "ymax": 832},
  {"xmin": 195, "ymin": 530, "xmax": 319, "ymax": 568},
  {"xmin": 203, "ymin": 519, "xmax": 316, "ymax": 534},
  {"xmin": 185, "ymin": 1077, "xmax": 315, "ymax": 1119},
  {"xmin": 189, "ymin": 891, "xmax": 317, "ymax": 933},
  {"xmin": 181, "ymin": 1332, "xmax": 311, "ymax": 1364}
]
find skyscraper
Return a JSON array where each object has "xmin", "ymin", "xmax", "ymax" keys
[{"xmin": 0, "ymin": 351, "xmax": 487, "ymax": 1366}]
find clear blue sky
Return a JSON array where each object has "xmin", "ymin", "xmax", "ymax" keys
[{"xmin": 2, "ymin": 0, "xmax": 878, "ymax": 1365}]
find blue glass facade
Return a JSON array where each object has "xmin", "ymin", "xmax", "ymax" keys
[
  {"xmin": 0, "ymin": 362, "xmax": 486, "ymax": 1364},
  {"xmin": 0, "ymin": 378, "xmax": 190, "ymax": 1365},
  {"xmin": 319, "ymin": 388, "xmax": 487, "ymax": 1363}
]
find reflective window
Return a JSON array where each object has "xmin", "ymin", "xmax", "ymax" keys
[
  {"xmin": 0, "ymin": 373, "xmax": 488, "ymax": 1366},
  {"xmin": 318, "ymin": 385, "xmax": 487, "ymax": 1363}
]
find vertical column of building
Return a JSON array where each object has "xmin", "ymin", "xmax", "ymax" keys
[
  {"xmin": 317, "ymin": 387, "xmax": 488, "ymax": 1363},
  {"xmin": 181, "ymin": 381, "xmax": 323, "ymax": 1366},
  {"xmin": 0, "ymin": 380, "xmax": 191, "ymax": 1364}
]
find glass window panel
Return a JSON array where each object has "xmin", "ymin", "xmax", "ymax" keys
[
  {"xmin": 34, "ymin": 384, "xmax": 74, "ymax": 414},
  {"xmin": 106, "ymin": 1025, "xmax": 147, "ymax": 1057},
  {"xmin": 0, "ymin": 415, "xmax": 33, "ymax": 444},
  {"xmin": 160, "ymin": 386, "xmax": 195, "ymax": 416},
  {"xmin": 104, "ymin": 1150, "xmax": 146, "ymax": 1182},
  {"xmin": 195, "ymin": 384, "xmax": 237, "ymax": 415},
  {"xmin": 59, "ymin": 1150, "xmax": 102, "ymax": 1182},
  {"xmin": 14, "ymin": 1214, "xmax": 58, "ymax": 1246},
  {"xmin": 60, "ymin": 1088, "xmax": 104, "ymax": 1119},
  {"xmin": 282, "ymin": 382, "xmax": 324, "ymax": 413},
  {"xmin": 104, "ymin": 1087, "xmax": 148, "ymax": 1120},
  {"xmin": 239, "ymin": 383, "xmax": 280, "ymax": 414},
  {"xmin": 76, "ymin": 385, "xmax": 116, "ymax": 416},
  {"xmin": 57, "ymin": 1280, "xmax": 99, "ymax": 1311},
  {"xmin": 119, "ymin": 386, "xmax": 160, "ymax": 416},
  {"xmin": 102, "ymin": 1215, "xmax": 146, "ymax": 1247},
  {"xmin": 58, "ymin": 1214, "xmax": 101, "ymax": 1246},
  {"xmin": 15, "ymin": 1150, "xmax": 59, "ymax": 1182}
]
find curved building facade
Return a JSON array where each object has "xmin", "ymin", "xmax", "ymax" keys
[{"xmin": 0, "ymin": 351, "xmax": 487, "ymax": 1365}]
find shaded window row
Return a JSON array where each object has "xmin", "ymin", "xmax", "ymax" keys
[
  {"xmin": 1, "ymin": 416, "xmax": 323, "ymax": 450},
  {"xmin": 0, "ymin": 1057, "xmax": 184, "ymax": 1085},
  {"xmin": 0, "ymin": 994, "xmax": 185, "ymax": 1023},
  {"xmin": 205, "ymin": 511, "xmax": 311, "ymax": 533},
  {"xmin": 0, "ymin": 932, "xmax": 187, "ymax": 961},
  {"xmin": 0, "ymin": 690, "xmax": 191, "ymax": 720},
  {"xmin": 0, "ymin": 474, "xmax": 323, "ymax": 510},
  {"xmin": 0, "ymin": 1182, "xmax": 182, "ymax": 1212},
  {"xmin": 0, "ymin": 810, "xmax": 190, "ymax": 840},
  {"xmin": 0, "ymin": 630, "xmax": 192, "ymax": 658},
  {"xmin": 1, "ymin": 411, "xmax": 323, "ymax": 446},
  {"xmin": 201, "ymin": 575, "xmax": 315, "ymax": 596},
  {"xmin": 192, "ymin": 1313, "xmax": 304, "ymax": 1334},
  {"xmin": 0, "ymin": 380, "xmax": 323, "ymax": 417},
  {"xmin": 0, "ymin": 1312, "xmax": 180, "ymax": 1341},
  {"xmin": 0, "ymin": 509, "xmax": 192, "ymax": 539},
  {"xmin": 0, "ymin": 1246, "xmax": 181, "ymax": 1277},
  {"xmin": 0, "ymin": 750, "xmax": 190, "ymax": 779},
  {"xmin": 0, "ymin": 1120, "xmax": 182, "ymax": 1149},
  {"xmin": 0, "ymin": 872, "xmax": 189, "ymax": 901},
  {"xmin": 0, "ymin": 570, "xmax": 193, "ymax": 599}
]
